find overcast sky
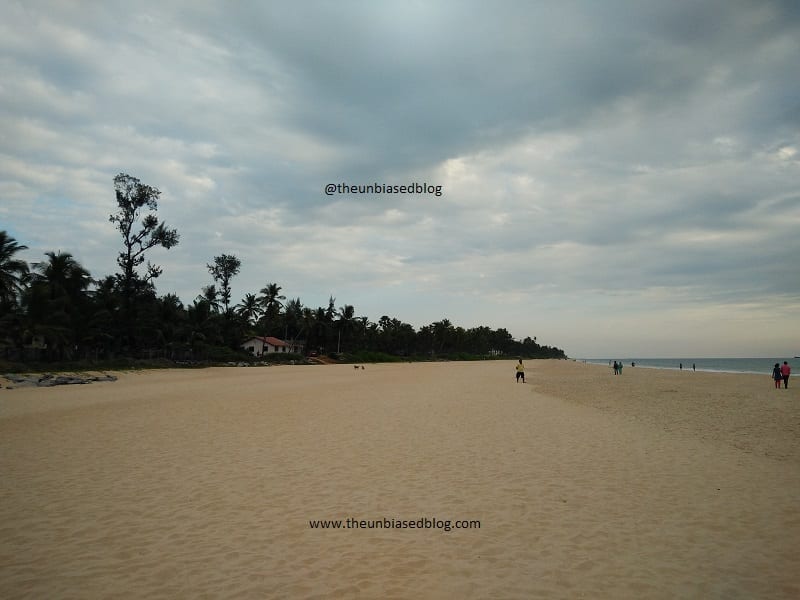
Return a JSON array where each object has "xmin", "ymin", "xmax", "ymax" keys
[{"xmin": 2, "ymin": 1, "xmax": 798, "ymax": 358}]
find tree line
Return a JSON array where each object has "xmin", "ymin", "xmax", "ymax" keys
[{"xmin": 0, "ymin": 173, "xmax": 566, "ymax": 364}]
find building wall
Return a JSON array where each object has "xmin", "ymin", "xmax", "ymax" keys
[{"xmin": 243, "ymin": 338, "xmax": 304, "ymax": 355}]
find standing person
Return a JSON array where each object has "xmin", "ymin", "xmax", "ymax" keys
[
  {"xmin": 515, "ymin": 359, "xmax": 525, "ymax": 383},
  {"xmin": 680, "ymin": 363, "xmax": 683, "ymax": 370},
  {"xmin": 692, "ymin": 363, "xmax": 696, "ymax": 372},
  {"xmin": 772, "ymin": 363, "xmax": 783, "ymax": 389},
  {"xmin": 618, "ymin": 361, "xmax": 623, "ymax": 375},
  {"xmin": 780, "ymin": 361, "xmax": 791, "ymax": 389},
  {"xmin": 612, "ymin": 360, "xmax": 619, "ymax": 375}
]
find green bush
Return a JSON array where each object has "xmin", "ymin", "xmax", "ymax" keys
[{"xmin": 204, "ymin": 345, "xmax": 252, "ymax": 362}]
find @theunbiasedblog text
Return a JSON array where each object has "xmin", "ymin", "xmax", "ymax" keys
[{"xmin": 324, "ymin": 182, "xmax": 443, "ymax": 196}]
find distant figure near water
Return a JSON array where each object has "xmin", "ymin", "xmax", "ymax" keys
[
  {"xmin": 515, "ymin": 359, "xmax": 525, "ymax": 383},
  {"xmin": 613, "ymin": 361, "xmax": 619, "ymax": 375},
  {"xmin": 780, "ymin": 361, "xmax": 791, "ymax": 389},
  {"xmin": 773, "ymin": 363, "xmax": 783, "ymax": 389}
]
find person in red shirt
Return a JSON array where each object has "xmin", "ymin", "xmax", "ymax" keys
[{"xmin": 780, "ymin": 361, "xmax": 791, "ymax": 389}]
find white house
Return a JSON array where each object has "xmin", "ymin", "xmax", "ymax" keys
[{"xmin": 242, "ymin": 336, "xmax": 305, "ymax": 356}]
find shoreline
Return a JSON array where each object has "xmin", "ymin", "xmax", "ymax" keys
[
  {"xmin": 578, "ymin": 357, "xmax": 792, "ymax": 376},
  {"xmin": 534, "ymin": 360, "xmax": 799, "ymax": 464}
]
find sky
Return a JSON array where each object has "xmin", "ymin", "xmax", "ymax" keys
[{"xmin": 1, "ymin": 0, "xmax": 798, "ymax": 358}]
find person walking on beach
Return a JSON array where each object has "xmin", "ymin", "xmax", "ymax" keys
[
  {"xmin": 780, "ymin": 361, "xmax": 791, "ymax": 389},
  {"xmin": 515, "ymin": 359, "xmax": 525, "ymax": 383},
  {"xmin": 773, "ymin": 363, "xmax": 783, "ymax": 389},
  {"xmin": 612, "ymin": 360, "xmax": 619, "ymax": 375}
]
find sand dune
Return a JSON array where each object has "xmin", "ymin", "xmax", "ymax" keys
[{"xmin": 1, "ymin": 361, "xmax": 798, "ymax": 598}]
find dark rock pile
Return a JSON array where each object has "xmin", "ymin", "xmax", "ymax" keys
[{"xmin": 2, "ymin": 373, "xmax": 118, "ymax": 389}]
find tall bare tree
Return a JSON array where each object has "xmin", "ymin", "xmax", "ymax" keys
[
  {"xmin": 109, "ymin": 173, "xmax": 179, "ymax": 348},
  {"xmin": 207, "ymin": 254, "xmax": 241, "ymax": 314}
]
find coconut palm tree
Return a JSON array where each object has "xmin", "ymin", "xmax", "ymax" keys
[
  {"xmin": 284, "ymin": 297, "xmax": 303, "ymax": 339},
  {"xmin": 336, "ymin": 304, "xmax": 356, "ymax": 352},
  {"xmin": 0, "ymin": 232, "xmax": 30, "ymax": 357},
  {"xmin": 257, "ymin": 282, "xmax": 285, "ymax": 334},
  {"xmin": 197, "ymin": 284, "xmax": 222, "ymax": 313},
  {"xmin": 32, "ymin": 251, "xmax": 92, "ymax": 301},
  {"xmin": 236, "ymin": 293, "xmax": 262, "ymax": 327},
  {"xmin": 299, "ymin": 307, "xmax": 317, "ymax": 353},
  {"xmin": 313, "ymin": 306, "xmax": 328, "ymax": 352},
  {"xmin": 81, "ymin": 275, "xmax": 121, "ymax": 358},
  {"xmin": 258, "ymin": 282, "xmax": 285, "ymax": 315},
  {"xmin": 156, "ymin": 293, "xmax": 185, "ymax": 358},
  {"xmin": 431, "ymin": 319, "xmax": 454, "ymax": 353},
  {"xmin": 0, "ymin": 231, "xmax": 30, "ymax": 310},
  {"xmin": 356, "ymin": 316, "xmax": 371, "ymax": 349},
  {"xmin": 26, "ymin": 251, "xmax": 92, "ymax": 359}
]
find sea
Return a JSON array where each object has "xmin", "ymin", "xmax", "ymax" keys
[{"xmin": 580, "ymin": 357, "xmax": 795, "ymax": 375}]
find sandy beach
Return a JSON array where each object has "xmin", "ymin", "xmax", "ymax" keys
[{"xmin": 1, "ymin": 360, "xmax": 798, "ymax": 599}]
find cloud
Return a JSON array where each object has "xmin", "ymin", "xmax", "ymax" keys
[{"xmin": 2, "ymin": 0, "xmax": 798, "ymax": 356}]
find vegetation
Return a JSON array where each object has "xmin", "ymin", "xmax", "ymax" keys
[{"xmin": 0, "ymin": 174, "xmax": 567, "ymax": 367}]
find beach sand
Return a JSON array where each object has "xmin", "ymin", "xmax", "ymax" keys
[{"xmin": 1, "ymin": 360, "xmax": 798, "ymax": 599}]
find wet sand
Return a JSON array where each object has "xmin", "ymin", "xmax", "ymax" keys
[{"xmin": 1, "ymin": 360, "xmax": 798, "ymax": 599}]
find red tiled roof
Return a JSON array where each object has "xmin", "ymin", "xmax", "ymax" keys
[{"xmin": 244, "ymin": 336, "xmax": 304, "ymax": 347}]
